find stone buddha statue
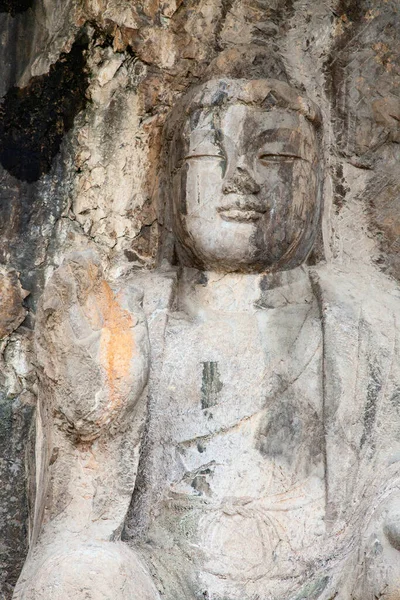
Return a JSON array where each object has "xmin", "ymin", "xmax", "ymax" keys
[
  {"xmin": 13, "ymin": 59, "xmax": 400, "ymax": 600},
  {"xmin": 129, "ymin": 76, "xmax": 326, "ymax": 600}
]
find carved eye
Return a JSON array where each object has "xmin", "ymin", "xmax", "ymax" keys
[{"xmin": 258, "ymin": 153, "xmax": 301, "ymax": 163}]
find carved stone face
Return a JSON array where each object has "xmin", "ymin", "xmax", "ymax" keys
[{"xmin": 170, "ymin": 81, "xmax": 321, "ymax": 272}]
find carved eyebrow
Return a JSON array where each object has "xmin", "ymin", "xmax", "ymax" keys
[
  {"xmin": 258, "ymin": 151, "xmax": 307, "ymax": 161},
  {"xmin": 255, "ymin": 128, "xmax": 314, "ymax": 162},
  {"xmin": 185, "ymin": 153, "xmax": 224, "ymax": 159}
]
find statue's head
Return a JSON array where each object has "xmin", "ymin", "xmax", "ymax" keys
[{"xmin": 165, "ymin": 49, "xmax": 323, "ymax": 273}]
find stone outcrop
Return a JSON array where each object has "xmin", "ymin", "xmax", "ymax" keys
[{"xmin": 0, "ymin": 0, "xmax": 400, "ymax": 598}]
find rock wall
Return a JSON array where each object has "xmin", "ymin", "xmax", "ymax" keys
[{"xmin": 0, "ymin": 0, "xmax": 399, "ymax": 597}]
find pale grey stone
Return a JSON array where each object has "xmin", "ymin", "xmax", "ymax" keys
[
  {"xmin": 14, "ymin": 66, "xmax": 400, "ymax": 600},
  {"xmin": 2, "ymin": 2, "xmax": 400, "ymax": 599}
]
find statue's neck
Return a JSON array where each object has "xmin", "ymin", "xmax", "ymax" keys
[{"xmin": 177, "ymin": 265, "xmax": 312, "ymax": 315}]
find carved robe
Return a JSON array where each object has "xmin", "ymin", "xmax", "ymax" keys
[{"xmin": 127, "ymin": 264, "xmax": 400, "ymax": 600}]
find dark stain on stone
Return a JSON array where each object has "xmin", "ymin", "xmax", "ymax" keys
[
  {"xmin": 257, "ymin": 401, "xmax": 303, "ymax": 462},
  {"xmin": 0, "ymin": 393, "xmax": 34, "ymax": 595},
  {"xmin": 256, "ymin": 399, "xmax": 323, "ymax": 470},
  {"xmin": 262, "ymin": 91, "xmax": 279, "ymax": 109},
  {"xmin": 364, "ymin": 173, "xmax": 400, "ymax": 283},
  {"xmin": 127, "ymin": 221, "xmax": 158, "ymax": 265},
  {"xmin": 210, "ymin": 88, "xmax": 229, "ymax": 107},
  {"xmin": 324, "ymin": 0, "xmax": 400, "ymax": 160},
  {"xmin": 260, "ymin": 272, "xmax": 283, "ymax": 291},
  {"xmin": 360, "ymin": 359, "xmax": 382, "ymax": 448},
  {"xmin": 384, "ymin": 519, "xmax": 400, "ymax": 552},
  {"xmin": 179, "ymin": 163, "xmax": 188, "ymax": 215},
  {"xmin": 0, "ymin": 154, "xmax": 68, "ymax": 314},
  {"xmin": 333, "ymin": 163, "xmax": 350, "ymax": 212},
  {"xmin": 335, "ymin": 0, "xmax": 368, "ymax": 24},
  {"xmin": 215, "ymin": 0, "xmax": 236, "ymax": 50},
  {"xmin": 191, "ymin": 472, "xmax": 212, "ymax": 496},
  {"xmin": 323, "ymin": 1, "xmax": 368, "ymax": 151},
  {"xmin": 201, "ymin": 361, "xmax": 223, "ymax": 409},
  {"xmin": 195, "ymin": 271, "xmax": 208, "ymax": 286},
  {"xmin": 293, "ymin": 575, "xmax": 330, "ymax": 600},
  {"xmin": 124, "ymin": 249, "xmax": 144, "ymax": 264},
  {"xmin": 197, "ymin": 442, "xmax": 206, "ymax": 453},
  {"xmin": 390, "ymin": 387, "xmax": 400, "ymax": 410},
  {"xmin": 0, "ymin": 0, "xmax": 33, "ymax": 16},
  {"xmin": 252, "ymin": 156, "xmax": 294, "ymax": 268},
  {"xmin": 181, "ymin": 463, "xmax": 214, "ymax": 496},
  {"xmin": 0, "ymin": 31, "xmax": 89, "ymax": 182},
  {"xmin": 189, "ymin": 108, "xmax": 202, "ymax": 132},
  {"xmin": 213, "ymin": 124, "xmax": 227, "ymax": 178}
]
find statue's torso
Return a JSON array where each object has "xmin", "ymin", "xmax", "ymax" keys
[{"xmin": 136, "ymin": 270, "xmax": 327, "ymax": 600}]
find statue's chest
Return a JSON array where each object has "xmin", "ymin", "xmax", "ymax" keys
[
  {"xmin": 146, "ymin": 302, "xmax": 326, "ymax": 595},
  {"xmin": 156, "ymin": 302, "xmax": 324, "ymax": 496},
  {"xmin": 160, "ymin": 310, "xmax": 271, "ymax": 440}
]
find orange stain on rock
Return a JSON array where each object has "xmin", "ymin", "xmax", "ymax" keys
[{"xmin": 88, "ymin": 279, "xmax": 136, "ymax": 426}]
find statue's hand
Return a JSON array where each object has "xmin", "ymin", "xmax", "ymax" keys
[{"xmin": 35, "ymin": 251, "xmax": 150, "ymax": 441}]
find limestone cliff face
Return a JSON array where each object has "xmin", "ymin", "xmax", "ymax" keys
[{"xmin": 0, "ymin": 0, "xmax": 400, "ymax": 597}]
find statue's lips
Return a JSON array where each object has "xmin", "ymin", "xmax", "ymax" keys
[{"xmin": 217, "ymin": 207, "xmax": 266, "ymax": 223}]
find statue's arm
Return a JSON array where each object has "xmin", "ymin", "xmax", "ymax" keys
[
  {"xmin": 35, "ymin": 251, "xmax": 150, "ymax": 442},
  {"xmin": 12, "ymin": 252, "xmax": 160, "ymax": 600}
]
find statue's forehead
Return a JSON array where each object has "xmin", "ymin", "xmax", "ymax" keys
[
  {"xmin": 186, "ymin": 105, "xmax": 310, "ymax": 134},
  {"xmin": 181, "ymin": 105, "xmax": 318, "ymax": 157}
]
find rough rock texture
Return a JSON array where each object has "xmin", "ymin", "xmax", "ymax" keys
[
  {"xmin": 0, "ymin": 269, "xmax": 28, "ymax": 338},
  {"xmin": 0, "ymin": 269, "xmax": 34, "ymax": 598},
  {"xmin": 0, "ymin": 0, "xmax": 400, "ymax": 598},
  {"xmin": 12, "ymin": 252, "xmax": 153, "ymax": 599}
]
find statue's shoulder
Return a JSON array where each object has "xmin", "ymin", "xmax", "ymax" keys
[
  {"xmin": 310, "ymin": 263, "xmax": 400, "ymax": 324},
  {"xmin": 123, "ymin": 267, "xmax": 178, "ymax": 320}
]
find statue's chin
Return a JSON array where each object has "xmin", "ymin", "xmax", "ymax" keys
[
  {"xmin": 16, "ymin": 541, "xmax": 159, "ymax": 600},
  {"xmin": 177, "ymin": 242, "xmax": 277, "ymax": 273},
  {"xmin": 176, "ymin": 230, "xmax": 310, "ymax": 274}
]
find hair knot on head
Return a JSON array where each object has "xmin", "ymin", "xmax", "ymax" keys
[
  {"xmin": 184, "ymin": 79, "xmax": 321, "ymax": 125},
  {"xmin": 165, "ymin": 45, "xmax": 321, "ymax": 140}
]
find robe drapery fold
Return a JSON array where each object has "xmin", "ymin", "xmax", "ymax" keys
[{"xmin": 312, "ymin": 265, "xmax": 400, "ymax": 598}]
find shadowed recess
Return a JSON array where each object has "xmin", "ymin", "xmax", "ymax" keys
[
  {"xmin": 0, "ymin": 0, "xmax": 34, "ymax": 15},
  {"xmin": 0, "ymin": 32, "xmax": 89, "ymax": 182}
]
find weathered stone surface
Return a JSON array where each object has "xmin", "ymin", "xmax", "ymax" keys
[
  {"xmin": 0, "ymin": 329, "xmax": 35, "ymax": 598},
  {"xmin": 1, "ymin": 1, "xmax": 400, "ymax": 598},
  {"xmin": 165, "ymin": 76, "xmax": 322, "ymax": 272},
  {"xmin": 0, "ymin": 390, "xmax": 34, "ymax": 598},
  {"xmin": 0, "ymin": 268, "xmax": 28, "ymax": 339},
  {"xmin": 0, "ymin": 32, "xmax": 89, "ymax": 183},
  {"xmin": 0, "ymin": 270, "xmax": 33, "ymax": 598},
  {"xmin": 14, "ymin": 541, "xmax": 161, "ymax": 600},
  {"xmin": 13, "ymin": 252, "xmax": 153, "ymax": 599}
]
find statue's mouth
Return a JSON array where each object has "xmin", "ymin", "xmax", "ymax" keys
[
  {"xmin": 218, "ymin": 208, "xmax": 264, "ymax": 222},
  {"xmin": 217, "ymin": 198, "xmax": 267, "ymax": 222}
]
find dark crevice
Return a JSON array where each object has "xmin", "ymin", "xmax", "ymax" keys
[
  {"xmin": 0, "ymin": 0, "xmax": 34, "ymax": 16},
  {"xmin": 215, "ymin": 0, "xmax": 235, "ymax": 50},
  {"xmin": 0, "ymin": 30, "xmax": 90, "ymax": 182},
  {"xmin": 334, "ymin": 0, "xmax": 368, "ymax": 24},
  {"xmin": 324, "ymin": 1, "xmax": 368, "ymax": 93}
]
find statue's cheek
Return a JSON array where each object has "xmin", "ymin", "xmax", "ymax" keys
[{"xmin": 184, "ymin": 158, "xmax": 224, "ymax": 215}]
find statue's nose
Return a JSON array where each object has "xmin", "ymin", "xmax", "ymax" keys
[{"xmin": 222, "ymin": 166, "xmax": 261, "ymax": 195}]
